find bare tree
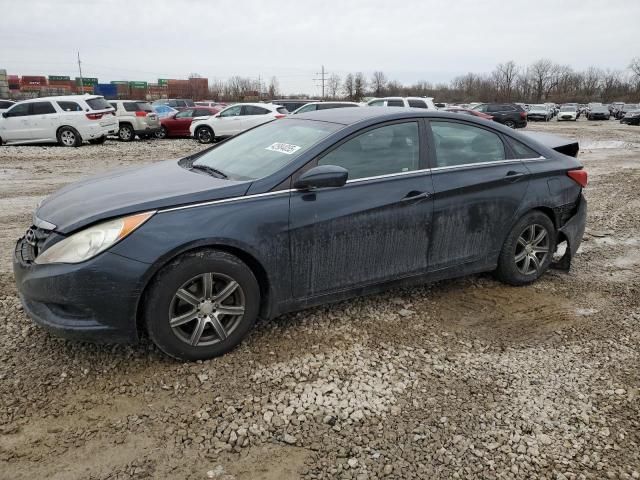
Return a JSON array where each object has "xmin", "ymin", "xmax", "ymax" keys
[
  {"xmin": 529, "ymin": 59, "xmax": 560, "ymax": 102},
  {"xmin": 327, "ymin": 74, "xmax": 341, "ymax": 99},
  {"xmin": 343, "ymin": 73, "xmax": 354, "ymax": 100},
  {"xmin": 267, "ymin": 76, "xmax": 279, "ymax": 99},
  {"xmin": 492, "ymin": 61, "xmax": 518, "ymax": 101},
  {"xmin": 630, "ymin": 57, "xmax": 640, "ymax": 78},
  {"xmin": 354, "ymin": 72, "xmax": 367, "ymax": 101},
  {"xmin": 370, "ymin": 71, "xmax": 387, "ymax": 96}
]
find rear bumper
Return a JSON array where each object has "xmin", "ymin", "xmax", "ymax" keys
[
  {"xmin": 13, "ymin": 241, "xmax": 149, "ymax": 343},
  {"xmin": 553, "ymin": 194, "xmax": 587, "ymax": 271}
]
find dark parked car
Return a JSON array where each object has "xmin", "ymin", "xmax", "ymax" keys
[
  {"xmin": 157, "ymin": 107, "xmax": 221, "ymax": 138},
  {"xmin": 587, "ymin": 106, "xmax": 610, "ymax": 120},
  {"xmin": 271, "ymin": 99, "xmax": 319, "ymax": 113},
  {"xmin": 471, "ymin": 103, "xmax": 527, "ymax": 128},
  {"xmin": 443, "ymin": 107, "xmax": 494, "ymax": 120},
  {"xmin": 152, "ymin": 98, "xmax": 196, "ymax": 109},
  {"xmin": 616, "ymin": 104, "xmax": 638, "ymax": 120},
  {"xmin": 14, "ymin": 108, "xmax": 587, "ymax": 361},
  {"xmin": 620, "ymin": 106, "xmax": 640, "ymax": 125}
]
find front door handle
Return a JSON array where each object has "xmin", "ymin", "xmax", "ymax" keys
[
  {"xmin": 401, "ymin": 191, "xmax": 431, "ymax": 203},
  {"xmin": 505, "ymin": 171, "xmax": 526, "ymax": 183}
]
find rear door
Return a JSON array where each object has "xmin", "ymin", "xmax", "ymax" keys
[
  {"xmin": 289, "ymin": 120, "xmax": 434, "ymax": 298},
  {"xmin": 427, "ymin": 119, "xmax": 529, "ymax": 270},
  {"xmin": 28, "ymin": 101, "xmax": 59, "ymax": 141},
  {"xmin": 240, "ymin": 105, "xmax": 273, "ymax": 131}
]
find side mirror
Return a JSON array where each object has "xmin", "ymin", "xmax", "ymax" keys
[
  {"xmin": 294, "ymin": 165, "xmax": 348, "ymax": 190},
  {"xmin": 1, "ymin": 112, "xmax": 7, "ymax": 118}
]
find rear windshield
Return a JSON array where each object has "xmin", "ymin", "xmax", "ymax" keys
[
  {"xmin": 86, "ymin": 97, "xmax": 113, "ymax": 111},
  {"xmin": 192, "ymin": 119, "xmax": 340, "ymax": 181},
  {"xmin": 135, "ymin": 102, "xmax": 153, "ymax": 112}
]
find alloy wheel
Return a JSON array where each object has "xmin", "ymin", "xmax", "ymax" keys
[
  {"xmin": 168, "ymin": 272, "xmax": 245, "ymax": 347},
  {"xmin": 120, "ymin": 126, "xmax": 133, "ymax": 141},
  {"xmin": 197, "ymin": 128, "xmax": 212, "ymax": 143},
  {"xmin": 60, "ymin": 130, "xmax": 76, "ymax": 146},
  {"xmin": 514, "ymin": 224, "xmax": 550, "ymax": 275}
]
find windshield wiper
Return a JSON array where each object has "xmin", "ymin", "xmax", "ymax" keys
[{"xmin": 190, "ymin": 164, "xmax": 228, "ymax": 179}]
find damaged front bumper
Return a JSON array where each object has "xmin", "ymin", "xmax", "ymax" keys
[{"xmin": 552, "ymin": 193, "xmax": 587, "ymax": 271}]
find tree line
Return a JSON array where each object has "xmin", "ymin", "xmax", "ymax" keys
[{"xmin": 208, "ymin": 58, "xmax": 640, "ymax": 104}]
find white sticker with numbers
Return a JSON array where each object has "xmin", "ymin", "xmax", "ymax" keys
[{"xmin": 265, "ymin": 142, "xmax": 301, "ymax": 155}]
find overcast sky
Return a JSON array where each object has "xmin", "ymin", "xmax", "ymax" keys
[{"xmin": 1, "ymin": 0, "xmax": 638, "ymax": 95}]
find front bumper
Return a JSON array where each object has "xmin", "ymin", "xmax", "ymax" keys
[
  {"xmin": 13, "ymin": 240, "xmax": 150, "ymax": 343},
  {"xmin": 620, "ymin": 117, "xmax": 640, "ymax": 125}
]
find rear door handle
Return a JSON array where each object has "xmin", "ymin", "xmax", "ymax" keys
[
  {"xmin": 401, "ymin": 191, "xmax": 431, "ymax": 203},
  {"xmin": 505, "ymin": 171, "xmax": 526, "ymax": 183}
]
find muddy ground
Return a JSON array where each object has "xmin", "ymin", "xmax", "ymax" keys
[{"xmin": 0, "ymin": 119, "xmax": 638, "ymax": 479}]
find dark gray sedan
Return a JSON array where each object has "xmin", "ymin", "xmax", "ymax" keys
[{"xmin": 14, "ymin": 108, "xmax": 587, "ymax": 360}]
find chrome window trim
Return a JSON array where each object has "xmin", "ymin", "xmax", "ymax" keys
[
  {"xmin": 431, "ymin": 159, "xmax": 521, "ymax": 172},
  {"xmin": 345, "ymin": 168, "xmax": 431, "ymax": 184}
]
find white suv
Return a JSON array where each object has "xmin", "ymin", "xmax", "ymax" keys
[
  {"xmin": 367, "ymin": 97, "xmax": 436, "ymax": 109},
  {"xmin": 0, "ymin": 95, "xmax": 117, "ymax": 147},
  {"xmin": 108, "ymin": 100, "xmax": 161, "ymax": 141},
  {"xmin": 190, "ymin": 103, "xmax": 287, "ymax": 143}
]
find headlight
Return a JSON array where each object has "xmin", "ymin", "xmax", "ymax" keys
[{"xmin": 35, "ymin": 211, "xmax": 155, "ymax": 264}]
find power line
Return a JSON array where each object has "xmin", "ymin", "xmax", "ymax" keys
[{"xmin": 314, "ymin": 65, "xmax": 329, "ymax": 99}]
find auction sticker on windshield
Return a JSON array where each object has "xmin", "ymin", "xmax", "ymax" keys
[{"xmin": 266, "ymin": 142, "xmax": 301, "ymax": 155}]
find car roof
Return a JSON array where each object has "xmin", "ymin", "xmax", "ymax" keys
[
  {"xmin": 15, "ymin": 95, "xmax": 103, "ymax": 104},
  {"xmin": 292, "ymin": 107, "xmax": 465, "ymax": 125}
]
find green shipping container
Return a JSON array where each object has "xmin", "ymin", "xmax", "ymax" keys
[
  {"xmin": 129, "ymin": 81, "xmax": 148, "ymax": 88},
  {"xmin": 158, "ymin": 79, "xmax": 168, "ymax": 86},
  {"xmin": 49, "ymin": 75, "xmax": 70, "ymax": 81},
  {"xmin": 75, "ymin": 77, "xmax": 98, "ymax": 86}
]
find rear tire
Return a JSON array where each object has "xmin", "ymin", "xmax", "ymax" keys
[
  {"xmin": 57, "ymin": 126, "xmax": 82, "ymax": 147},
  {"xmin": 118, "ymin": 124, "xmax": 135, "ymax": 142},
  {"xmin": 495, "ymin": 211, "xmax": 556, "ymax": 286},
  {"xmin": 195, "ymin": 126, "xmax": 214, "ymax": 144},
  {"xmin": 503, "ymin": 120, "xmax": 516, "ymax": 129},
  {"xmin": 155, "ymin": 126, "xmax": 168, "ymax": 139},
  {"xmin": 144, "ymin": 250, "xmax": 260, "ymax": 361}
]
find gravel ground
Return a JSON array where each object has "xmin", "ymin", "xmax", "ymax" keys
[{"xmin": 0, "ymin": 120, "xmax": 638, "ymax": 479}]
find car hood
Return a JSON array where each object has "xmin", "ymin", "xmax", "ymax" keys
[{"xmin": 36, "ymin": 159, "xmax": 250, "ymax": 234}]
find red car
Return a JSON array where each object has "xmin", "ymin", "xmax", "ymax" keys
[
  {"xmin": 156, "ymin": 106, "xmax": 221, "ymax": 138},
  {"xmin": 444, "ymin": 107, "xmax": 494, "ymax": 121}
]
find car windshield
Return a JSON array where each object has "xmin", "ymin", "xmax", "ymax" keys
[
  {"xmin": 625, "ymin": 104, "xmax": 638, "ymax": 110},
  {"xmin": 532, "ymin": 105, "xmax": 546, "ymax": 110},
  {"xmin": 86, "ymin": 97, "xmax": 112, "ymax": 110},
  {"xmin": 592, "ymin": 106, "xmax": 608, "ymax": 112},
  {"xmin": 560, "ymin": 106, "xmax": 575, "ymax": 111},
  {"xmin": 192, "ymin": 119, "xmax": 341, "ymax": 181}
]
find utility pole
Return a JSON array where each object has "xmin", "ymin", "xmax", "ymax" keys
[
  {"xmin": 314, "ymin": 65, "xmax": 327, "ymax": 99},
  {"xmin": 77, "ymin": 51, "xmax": 84, "ymax": 91}
]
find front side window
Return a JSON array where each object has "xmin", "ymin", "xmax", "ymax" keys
[
  {"xmin": 5, "ymin": 103, "xmax": 30, "ymax": 117},
  {"xmin": 58, "ymin": 101, "xmax": 83, "ymax": 112},
  {"xmin": 368, "ymin": 100, "xmax": 384, "ymax": 107},
  {"xmin": 431, "ymin": 121, "xmax": 505, "ymax": 167},
  {"xmin": 193, "ymin": 119, "xmax": 340, "ymax": 181},
  {"xmin": 318, "ymin": 122, "xmax": 419, "ymax": 180},
  {"xmin": 296, "ymin": 104, "xmax": 316, "ymax": 114},
  {"xmin": 219, "ymin": 105, "xmax": 241, "ymax": 117},
  {"xmin": 31, "ymin": 102, "xmax": 56, "ymax": 115},
  {"xmin": 194, "ymin": 109, "xmax": 213, "ymax": 117}
]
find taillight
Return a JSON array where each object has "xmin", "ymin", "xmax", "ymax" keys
[
  {"xmin": 274, "ymin": 114, "xmax": 286, "ymax": 119},
  {"xmin": 567, "ymin": 169, "xmax": 588, "ymax": 187},
  {"xmin": 86, "ymin": 112, "xmax": 103, "ymax": 120},
  {"xmin": 520, "ymin": 112, "xmax": 527, "ymax": 119},
  {"xmin": 135, "ymin": 111, "xmax": 148, "ymax": 117}
]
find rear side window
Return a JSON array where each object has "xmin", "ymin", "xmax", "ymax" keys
[
  {"xmin": 31, "ymin": 102, "xmax": 56, "ymax": 115},
  {"xmin": 242, "ymin": 105, "xmax": 271, "ymax": 115},
  {"xmin": 508, "ymin": 138, "xmax": 540, "ymax": 159},
  {"xmin": 194, "ymin": 109, "xmax": 213, "ymax": 116},
  {"xmin": 124, "ymin": 103, "xmax": 139, "ymax": 112},
  {"xmin": 86, "ymin": 97, "xmax": 112, "ymax": 110},
  {"xmin": 387, "ymin": 100, "xmax": 404, "ymax": 107},
  {"xmin": 408, "ymin": 99, "xmax": 427, "ymax": 108},
  {"xmin": 431, "ymin": 121, "xmax": 505, "ymax": 167},
  {"xmin": 276, "ymin": 107, "xmax": 289, "ymax": 114},
  {"xmin": 57, "ymin": 101, "xmax": 83, "ymax": 112},
  {"xmin": 136, "ymin": 102, "xmax": 153, "ymax": 112},
  {"xmin": 501, "ymin": 104, "xmax": 516, "ymax": 111}
]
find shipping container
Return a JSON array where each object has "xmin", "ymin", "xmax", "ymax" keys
[
  {"xmin": 129, "ymin": 81, "xmax": 148, "ymax": 89},
  {"xmin": 75, "ymin": 77, "xmax": 98, "ymax": 86},
  {"xmin": 94, "ymin": 83, "xmax": 118, "ymax": 99},
  {"xmin": 21, "ymin": 76, "xmax": 47, "ymax": 86},
  {"xmin": 158, "ymin": 78, "xmax": 169, "ymax": 86},
  {"xmin": 48, "ymin": 75, "xmax": 70, "ymax": 81}
]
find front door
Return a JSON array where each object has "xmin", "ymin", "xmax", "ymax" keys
[
  {"xmin": 215, "ymin": 105, "xmax": 243, "ymax": 136},
  {"xmin": 289, "ymin": 121, "xmax": 434, "ymax": 299},
  {"xmin": 0, "ymin": 103, "xmax": 31, "ymax": 141},
  {"xmin": 427, "ymin": 119, "xmax": 529, "ymax": 270}
]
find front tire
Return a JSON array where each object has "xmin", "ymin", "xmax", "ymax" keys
[
  {"xmin": 144, "ymin": 250, "xmax": 260, "ymax": 361},
  {"xmin": 118, "ymin": 124, "xmax": 135, "ymax": 142},
  {"xmin": 57, "ymin": 126, "xmax": 82, "ymax": 147},
  {"xmin": 155, "ymin": 126, "xmax": 168, "ymax": 139},
  {"xmin": 195, "ymin": 126, "xmax": 214, "ymax": 144},
  {"xmin": 495, "ymin": 211, "xmax": 556, "ymax": 286}
]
